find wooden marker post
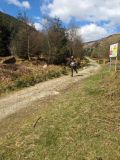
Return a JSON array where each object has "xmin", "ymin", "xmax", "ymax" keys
[
  {"xmin": 109, "ymin": 57, "xmax": 112, "ymax": 72},
  {"xmin": 115, "ymin": 57, "xmax": 117, "ymax": 72},
  {"xmin": 109, "ymin": 43, "xmax": 118, "ymax": 72}
]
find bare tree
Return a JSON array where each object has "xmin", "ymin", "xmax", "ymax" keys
[
  {"xmin": 17, "ymin": 11, "xmax": 33, "ymax": 60},
  {"xmin": 67, "ymin": 20, "xmax": 84, "ymax": 60}
]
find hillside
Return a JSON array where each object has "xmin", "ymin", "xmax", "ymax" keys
[
  {"xmin": 0, "ymin": 11, "xmax": 17, "ymax": 56},
  {"xmin": 0, "ymin": 11, "xmax": 22, "ymax": 28},
  {"xmin": 84, "ymin": 33, "xmax": 120, "ymax": 58},
  {"xmin": 0, "ymin": 11, "xmax": 36, "ymax": 57}
]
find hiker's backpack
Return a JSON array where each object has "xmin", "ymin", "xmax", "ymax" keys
[{"xmin": 70, "ymin": 61, "xmax": 76, "ymax": 67}]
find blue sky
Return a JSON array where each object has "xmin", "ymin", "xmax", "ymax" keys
[
  {"xmin": 0, "ymin": 0, "xmax": 120, "ymax": 42},
  {"xmin": 0, "ymin": 0, "xmax": 42, "ymax": 21}
]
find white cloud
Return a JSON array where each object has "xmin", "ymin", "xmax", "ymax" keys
[
  {"xmin": 41, "ymin": 0, "xmax": 120, "ymax": 41},
  {"xmin": 33, "ymin": 17, "xmax": 47, "ymax": 31},
  {"xmin": 7, "ymin": 0, "xmax": 31, "ymax": 9},
  {"xmin": 41, "ymin": 0, "xmax": 120, "ymax": 24},
  {"xmin": 34, "ymin": 16, "xmax": 41, "ymax": 21},
  {"xmin": 22, "ymin": 1, "xmax": 30, "ymax": 9},
  {"xmin": 34, "ymin": 22, "xmax": 43, "ymax": 31},
  {"xmin": 7, "ymin": 0, "xmax": 21, "ymax": 7},
  {"xmin": 78, "ymin": 24, "xmax": 109, "ymax": 42}
]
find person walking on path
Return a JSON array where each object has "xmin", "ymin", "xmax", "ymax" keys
[{"xmin": 70, "ymin": 56, "xmax": 78, "ymax": 77}]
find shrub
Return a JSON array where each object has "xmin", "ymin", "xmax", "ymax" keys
[{"xmin": 0, "ymin": 65, "xmax": 68, "ymax": 95}]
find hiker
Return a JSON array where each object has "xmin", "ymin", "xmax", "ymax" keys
[{"xmin": 70, "ymin": 56, "xmax": 78, "ymax": 77}]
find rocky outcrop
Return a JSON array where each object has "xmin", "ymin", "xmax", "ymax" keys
[{"xmin": 2, "ymin": 56, "xmax": 16, "ymax": 64}]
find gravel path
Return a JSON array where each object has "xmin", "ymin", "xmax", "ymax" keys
[{"xmin": 0, "ymin": 58, "xmax": 100, "ymax": 121}]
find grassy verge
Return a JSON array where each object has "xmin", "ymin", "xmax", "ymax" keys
[
  {"xmin": 0, "ymin": 66, "xmax": 120, "ymax": 160},
  {"xmin": 0, "ymin": 65, "xmax": 68, "ymax": 96},
  {"xmin": 0, "ymin": 57, "xmax": 89, "ymax": 96}
]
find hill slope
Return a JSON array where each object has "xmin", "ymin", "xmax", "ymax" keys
[
  {"xmin": 0, "ymin": 11, "xmax": 22, "ymax": 27},
  {"xmin": 84, "ymin": 33, "xmax": 120, "ymax": 58},
  {"xmin": 0, "ymin": 11, "xmax": 22, "ymax": 56},
  {"xmin": 0, "ymin": 11, "xmax": 35, "ymax": 57}
]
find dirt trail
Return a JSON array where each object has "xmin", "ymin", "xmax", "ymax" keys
[{"xmin": 0, "ymin": 58, "xmax": 100, "ymax": 121}]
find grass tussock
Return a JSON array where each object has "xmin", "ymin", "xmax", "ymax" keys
[{"xmin": 0, "ymin": 66, "xmax": 120, "ymax": 160}]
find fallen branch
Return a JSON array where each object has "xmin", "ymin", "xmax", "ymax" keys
[{"xmin": 33, "ymin": 116, "xmax": 41, "ymax": 128}]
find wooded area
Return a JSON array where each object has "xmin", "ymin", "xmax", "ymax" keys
[{"xmin": 0, "ymin": 11, "xmax": 84, "ymax": 64}]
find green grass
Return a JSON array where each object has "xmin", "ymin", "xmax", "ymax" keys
[{"xmin": 0, "ymin": 67, "xmax": 120, "ymax": 160}]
